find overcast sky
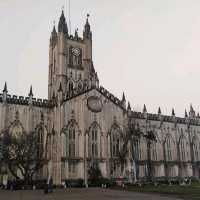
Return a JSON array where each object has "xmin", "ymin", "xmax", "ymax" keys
[{"xmin": 0, "ymin": 0, "xmax": 200, "ymax": 116}]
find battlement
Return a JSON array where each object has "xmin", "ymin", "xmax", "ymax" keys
[
  {"xmin": 97, "ymin": 86, "xmax": 124, "ymax": 110},
  {"xmin": 0, "ymin": 93, "xmax": 51, "ymax": 108},
  {"xmin": 130, "ymin": 111, "xmax": 200, "ymax": 126}
]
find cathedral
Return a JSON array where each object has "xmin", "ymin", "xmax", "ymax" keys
[{"xmin": 0, "ymin": 10, "xmax": 200, "ymax": 185}]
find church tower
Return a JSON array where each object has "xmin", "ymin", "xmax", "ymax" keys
[{"xmin": 48, "ymin": 11, "xmax": 98, "ymax": 100}]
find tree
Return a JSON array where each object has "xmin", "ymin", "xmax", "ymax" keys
[
  {"xmin": 2, "ymin": 130, "xmax": 47, "ymax": 183},
  {"xmin": 144, "ymin": 130, "xmax": 157, "ymax": 181},
  {"xmin": 118, "ymin": 119, "xmax": 142, "ymax": 179}
]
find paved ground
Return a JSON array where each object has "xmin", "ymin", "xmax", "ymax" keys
[{"xmin": 0, "ymin": 188, "xmax": 183, "ymax": 200}]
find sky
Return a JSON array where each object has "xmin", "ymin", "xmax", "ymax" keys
[{"xmin": 0, "ymin": 0, "xmax": 200, "ymax": 117}]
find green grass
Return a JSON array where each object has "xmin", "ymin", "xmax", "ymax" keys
[{"xmin": 112, "ymin": 183, "xmax": 200, "ymax": 200}]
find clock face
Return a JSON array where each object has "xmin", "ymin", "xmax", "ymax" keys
[{"xmin": 72, "ymin": 47, "xmax": 80, "ymax": 56}]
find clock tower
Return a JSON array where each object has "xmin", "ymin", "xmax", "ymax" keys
[{"xmin": 48, "ymin": 10, "xmax": 98, "ymax": 100}]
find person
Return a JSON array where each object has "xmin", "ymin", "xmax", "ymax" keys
[
  {"xmin": 10, "ymin": 181, "xmax": 13, "ymax": 191},
  {"xmin": 44, "ymin": 180, "xmax": 48, "ymax": 194},
  {"xmin": 48, "ymin": 178, "xmax": 53, "ymax": 193}
]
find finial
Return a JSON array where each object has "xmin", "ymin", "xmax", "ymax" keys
[
  {"xmin": 127, "ymin": 102, "xmax": 131, "ymax": 110},
  {"xmin": 86, "ymin": 13, "xmax": 90, "ymax": 23},
  {"xmin": 185, "ymin": 109, "xmax": 188, "ymax": 118},
  {"xmin": 143, "ymin": 104, "xmax": 147, "ymax": 113},
  {"xmin": 158, "ymin": 107, "xmax": 161, "ymax": 115},
  {"xmin": 172, "ymin": 108, "xmax": 175, "ymax": 116},
  {"xmin": 29, "ymin": 85, "xmax": 33, "ymax": 96},
  {"xmin": 122, "ymin": 92, "xmax": 126, "ymax": 102},
  {"xmin": 58, "ymin": 7, "xmax": 68, "ymax": 35},
  {"xmin": 3, "ymin": 82, "xmax": 8, "ymax": 93},
  {"xmin": 62, "ymin": 5, "xmax": 64, "ymax": 12},
  {"xmin": 74, "ymin": 28, "xmax": 79, "ymax": 39},
  {"xmin": 190, "ymin": 103, "xmax": 195, "ymax": 113}
]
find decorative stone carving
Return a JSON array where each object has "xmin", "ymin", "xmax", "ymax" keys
[{"xmin": 87, "ymin": 96, "xmax": 103, "ymax": 113}]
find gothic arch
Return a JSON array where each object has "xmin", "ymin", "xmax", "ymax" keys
[
  {"xmin": 88, "ymin": 121, "xmax": 102, "ymax": 158},
  {"xmin": 164, "ymin": 134, "xmax": 176, "ymax": 161},
  {"xmin": 178, "ymin": 134, "xmax": 190, "ymax": 161},
  {"xmin": 109, "ymin": 121, "xmax": 123, "ymax": 138},
  {"xmin": 67, "ymin": 80, "xmax": 75, "ymax": 93},
  {"xmin": 191, "ymin": 135, "xmax": 200, "ymax": 162},
  {"xmin": 151, "ymin": 133, "xmax": 162, "ymax": 161},
  {"xmin": 77, "ymin": 80, "xmax": 83, "ymax": 92},
  {"xmin": 61, "ymin": 117, "xmax": 81, "ymax": 158},
  {"xmin": 109, "ymin": 122, "xmax": 123, "ymax": 158},
  {"xmin": 35, "ymin": 123, "xmax": 48, "ymax": 154}
]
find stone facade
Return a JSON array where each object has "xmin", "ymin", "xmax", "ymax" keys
[{"xmin": 0, "ymin": 10, "xmax": 200, "ymax": 185}]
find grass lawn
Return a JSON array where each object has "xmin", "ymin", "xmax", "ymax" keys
[{"xmin": 112, "ymin": 182, "xmax": 200, "ymax": 200}]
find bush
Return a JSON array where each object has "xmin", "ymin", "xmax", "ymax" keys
[
  {"xmin": 87, "ymin": 178, "xmax": 116, "ymax": 187},
  {"xmin": 64, "ymin": 179, "xmax": 84, "ymax": 188},
  {"xmin": 32, "ymin": 179, "xmax": 47, "ymax": 189}
]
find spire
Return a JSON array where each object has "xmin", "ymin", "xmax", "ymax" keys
[
  {"xmin": 122, "ymin": 92, "xmax": 126, "ymax": 102},
  {"xmin": 172, "ymin": 108, "xmax": 175, "ymax": 116},
  {"xmin": 158, "ymin": 107, "xmax": 161, "ymax": 115},
  {"xmin": 190, "ymin": 104, "xmax": 194, "ymax": 112},
  {"xmin": 143, "ymin": 104, "xmax": 147, "ymax": 113},
  {"xmin": 74, "ymin": 28, "xmax": 79, "ymax": 40},
  {"xmin": 83, "ymin": 14, "xmax": 92, "ymax": 39},
  {"xmin": 58, "ymin": 10, "xmax": 68, "ymax": 35},
  {"xmin": 3, "ymin": 82, "xmax": 8, "ymax": 93},
  {"xmin": 50, "ymin": 23, "xmax": 57, "ymax": 46},
  {"xmin": 127, "ymin": 102, "xmax": 131, "ymax": 110},
  {"xmin": 189, "ymin": 103, "xmax": 195, "ymax": 118},
  {"xmin": 28, "ymin": 85, "xmax": 33, "ymax": 97},
  {"xmin": 52, "ymin": 24, "xmax": 57, "ymax": 36},
  {"xmin": 185, "ymin": 109, "xmax": 188, "ymax": 118}
]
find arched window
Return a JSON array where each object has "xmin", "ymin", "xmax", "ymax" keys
[
  {"xmin": 68, "ymin": 81, "xmax": 74, "ymax": 93},
  {"xmin": 164, "ymin": 135, "xmax": 174, "ymax": 161},
  {"xmin": 192, "ymin": 137, "xmax": 199, "ymax": 162},
  {"xmin": 89, "ymin": 123, "xmax": 100, "ymax": 158},
  {"xmin": 134, "ymin": 140, "xmax": 141, "ymax": 160},
  {"xmin": 179, "ymin": 136, "xmax": 187, "ymax": 161},
  {"xmin": 151, "ymin": 141, "xmax": 158, "ymax": 161},
  {"xmin": 91, "ymin": 127, "xmax": 98, "ymax": 157},
  {"xmin": 37, "ymin": 127, "xmax": 44, "ymax": 158},
  {"xmin": 77, "ymin": 81, "xmax": 83, "ymax": 92},
  {"xmin": 68, "ymin": 126, "xmax": 75, "ymax": 157},
  {"xmin": 110, "ymin": 126, "xmax": 121, "ymax": 158}
]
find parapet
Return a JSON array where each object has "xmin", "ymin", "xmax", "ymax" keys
[
  {"xmin": 0, "ymin": 93, "xmax": 51, "ymax": 108},
  {"xmin": 130, "ymin": 111, "xmax": 200, "ymax": 126}
]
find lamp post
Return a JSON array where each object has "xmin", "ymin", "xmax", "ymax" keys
[{"xmin": 84, "ymin": 131, "xmax": 88, "ymax": 187}]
